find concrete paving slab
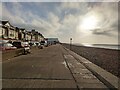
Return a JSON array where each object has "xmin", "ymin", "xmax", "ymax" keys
[
  {"xmin": 2, "ymin": 45, "xmax": 75, "ymax": 88},
  {"xmin": 62, "ymin": 48, "xmax": 109, "ymax": 89},
  {"xmin": 3, "ymin": 44, "xmax": 116, "ymax": 89},
  {"xmin": 3, "ymin": 47, "xmax": 73, "ymax": 79},
  {"xmin": 74, "ymin": 74, "xmax": 103, "ymax": 84},
  {"xmin": 78, "ymin": 83, "xmax": 108, "ymax": 89},
  {"xmin": 3, "ymin": 79, "xmax": 77, "ymax": 88}
]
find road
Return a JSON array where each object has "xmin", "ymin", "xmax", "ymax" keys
[{"xmin": 2, "ymin": 44, "xmax": 108, "ymax": 89}]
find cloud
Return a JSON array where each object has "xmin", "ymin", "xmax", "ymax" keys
[
  {"xmin": 60, "ymin": 2, "xmax": 118, "ymax": 44},
  {"xmin": 92, "ymin": 28, "xmax": 117, "ymax": 37},
  {"xmin": 2, "ymin": 0, "xmax": 119, "ymax": 2},
  {"xmin": 61, "ymin": 2, "xmax": 80, "ymax": 9},
  {"xmin": 2, "ymin": 2, "xmax": 62, "ymax": 37},
  {"xmin": 77, "ymin": 2, "xmax": 118, "ymax": 37},
  {"xmin": 2, "ymin": 2, "xmax": 25, "ymax": 24},
  {"xmin": 1, "ymin": 2, "xmax": 118, "ymax": 44},
  {"xmin": 85, "ymin": 2, "xmax": 117, "ymax": 28}
]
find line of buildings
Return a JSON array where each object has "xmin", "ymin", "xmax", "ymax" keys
[{"xmin": 0, "ymin": 20, "xmax": 45, "ymax": 42}]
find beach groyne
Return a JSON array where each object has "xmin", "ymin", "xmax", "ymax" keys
[{"xmin": 62, "ymin": 43, "xmax": 119, "ymax": 78}]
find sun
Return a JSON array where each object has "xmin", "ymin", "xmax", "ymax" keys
[{"xmin": 80, "ymin": 15, "xmax": 98, "ymax": 31}]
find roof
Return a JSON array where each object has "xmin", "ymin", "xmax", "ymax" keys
[
  {"xmin": 0, "ymin": 20, "xmax": 9, "ymax": 25},
  {"xmin": 19, "ymin": 28, "xmax": 25, "ymax": 31},
  {"xmin": 15, "ymin": 27, "xmax": 19, "ymax": 31},
  {"xmin": 0, "ymin": 20, "xmax": 8, "ymax": 25},
  {"xmin": 0, "ymin": 20, "xmax": 14, "ymax": 28}
]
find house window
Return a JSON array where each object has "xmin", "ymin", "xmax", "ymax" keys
[
  {"xmin": 5, "ymin": 28, "xmax": 9, "ymax": 37},
  {"xmin": 9, "ymin": 30, "xmax": 14, "ymax": 37}
]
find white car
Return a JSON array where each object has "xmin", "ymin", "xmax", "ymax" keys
[
  {"xmin": 22, "ymin": 42, "xmax": 31, "ymax": 54},
  {"xmin": 44, "ymin": 40, "xmax": 48, "ymax": 47},
  {"xmin": 0, "ymin": 41, "xmax": 17, "ymax": 51}
]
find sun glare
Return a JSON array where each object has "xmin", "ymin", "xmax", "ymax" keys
[{"xmin": 80, "ymin": 15, "xmax": 98, "ymax": 31}]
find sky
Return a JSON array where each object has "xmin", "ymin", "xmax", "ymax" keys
[{"xmin": 0, "ymin": 0, "xmax": 119, "ymax": 44}]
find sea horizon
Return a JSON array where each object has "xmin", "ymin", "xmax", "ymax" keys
[{"xmin": 71, "ymin": 43, "xmax": 120, "ymax": 50}]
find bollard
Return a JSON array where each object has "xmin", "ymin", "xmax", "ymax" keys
[{"xmin": 70, "ymin": 38, "xmax": 72, "ymax": 50}]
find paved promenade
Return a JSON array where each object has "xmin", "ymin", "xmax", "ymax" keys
[{"xmin": 2, "ymin": 44, "xmax": 111, "ymax": 89}]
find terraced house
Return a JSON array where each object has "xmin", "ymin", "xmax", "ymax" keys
[
  {"xmin": 26, "ymin": 31, "xmax": 32, "ymax": 41},
  {"xmin": 0, "ymin": 23, "xmax": 2, "ymax": 38},
  {"xmin": 0, "ymin": 20, "xmax": 45, "ymax": 42},
  {"xmin": 0, "ymin": 21, "xmax": 16, "ymax": 40},
  {"xmin": 31, "ymin": 29, "xmax": 44, "ymax": 41}
]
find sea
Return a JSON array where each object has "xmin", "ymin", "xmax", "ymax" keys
[{"xmin": 73, "ymin": 43, "xmax": 120, "ymax": 50}]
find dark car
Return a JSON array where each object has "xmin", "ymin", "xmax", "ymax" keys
[
  {"xmin": 12, "ymin": 41, "xmax": 30, "ymax": 54},
  {"xmin": 40, "ymin": 41, "xmax": 45, "ymax": 45},
  {"xmin": 40, "ymin": 40, "xmax": 48, "ymax": 47},
  {"xmin": 12, "ymin": 41, "xmax": 23, "ymax": 48}
]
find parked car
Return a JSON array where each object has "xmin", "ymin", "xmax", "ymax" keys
[
  {"xmin": 22, "ymin": 42, "xmax": 31, "ymax": 53},
  {"xmin": 40, "ymin": 40, "xmax": 48, "ymax": 47},
  {"xmin": 12, "ymin": 41, "xmax": 23, "ymax": 48},
  {"xmin": 29, "ymin": 42, "xmax": 33, "ymax": 46},
  {"xmin": 44, "ymin": 40, "xmax": 48, "ymax": 47},
  {"xmin": 35, "ymin": 42, "xmax": 40, "ymax": 46},
  {"xmin": 29, "ymin": 41, "xmax": 43, "ymax": 49},
  {"xmin": 29, "ymin": 41, "xmax": 37, "ymax": 46},
  {"xmin": 12, "ymin": 41, "xmax": 30, "ymax": 54},
  {"xmin": 0, "ymin": 42, "xmax": 17, "ymax": 51},
  {"xmin": 38, "ymin": 42, "xmax": 43, "ymax": 49}
]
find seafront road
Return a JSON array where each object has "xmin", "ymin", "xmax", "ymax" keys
[{"xmin": 2, "ymin": 44, "xmax": 109, "ymax": 89}]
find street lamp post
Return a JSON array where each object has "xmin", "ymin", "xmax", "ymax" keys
[{"xmin": 70, "ymin": 38, "xmax": 72, "ymax": 50}]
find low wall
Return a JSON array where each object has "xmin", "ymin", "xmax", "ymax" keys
[
  {"xmin": 30, "ymin": 46, "xmax": 39, "ymax": 52},
  {"xmin": 2, "ymin": 46, "xmax": 39, "ymax": 61},
  {"xmin": 2, "ymin": 48, "xmax": 24, "ymax": 61}
]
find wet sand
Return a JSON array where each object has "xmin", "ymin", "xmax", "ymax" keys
[{"xmin": 62, "ymin": 43, "xmax": 119, "ymax": 78}]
